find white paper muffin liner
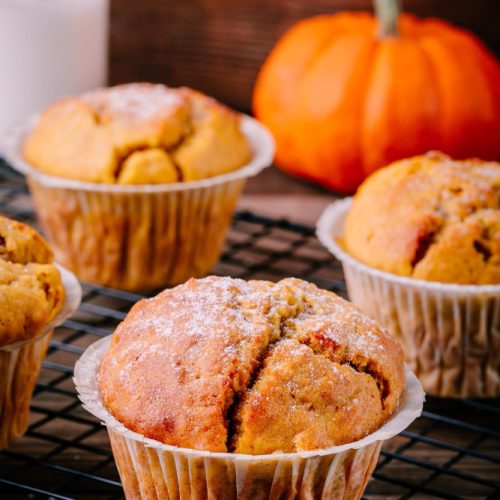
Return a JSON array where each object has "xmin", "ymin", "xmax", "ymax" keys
[
  {"xmin": 74, "ymin": 336, "xmax": 424, "ymax": 499},
  {"xmin": 317, "ymin": 199, "xmax": 500, "ymax": 397},
  {"xmin": 2, "ymin": 116, "xmax": 274, "ymax": 291},
  {"xmin": 0, "ymin": 265, "xmax": 82, "ymax": 449}
]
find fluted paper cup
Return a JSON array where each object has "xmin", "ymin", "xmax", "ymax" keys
[
  {"xmin": 0, "ymin": 265, "xmax": 81, "ymax": 449},
  {"xmin": 3, "ymin": 116, "xmax": 274, "ymax": 291},
  {"xmin": 74, "ymin": 336, "xmax": 424, "ymax": 500},
  {"xmin": 317, "ymin": 199, "xmax": 500, "ymax": 397}
]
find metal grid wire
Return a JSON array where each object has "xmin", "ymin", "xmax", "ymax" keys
[{"xmin": 0, "ymin": 161, "xmax": 499, "ymax": 499}]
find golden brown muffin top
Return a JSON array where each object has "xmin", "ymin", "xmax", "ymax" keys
[
  {"xmin": 343, "ymin": 153, "xmax": 500, "ymax": 285},
  {"xmin": 0, "ymin": 216, "xmax": 64, "ymax": 347},
  {"xmin": 99, "ymin": 276, "xmax": 405, "ymax": 454},
  {"xmin": 23, "ymin": 83, "xmax": 251, "ymax": 184}
]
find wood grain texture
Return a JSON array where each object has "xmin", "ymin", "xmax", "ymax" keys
[{"xmin": 109, "ymin": 0, "xmax": 500, "ymax": 111}]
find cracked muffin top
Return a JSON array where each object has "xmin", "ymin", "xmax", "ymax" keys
[
  {"xmin": 99, "ymin": 276, "xmax": 405, "ymax": 454},
  {"xmin": 0, "ymin": 216, "xmax": 64, "ymax": 347},
  {"xmin": 23, "ymin": 83, "xmax": 252, "ymax": 184},
  {"xmin": 343, "ymin": 152, "xmax": 500, "ymax": 285}
]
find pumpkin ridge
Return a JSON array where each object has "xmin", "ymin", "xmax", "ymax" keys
[
  {"xmin": 300, "ymin": 34, "xmax": 377, "ymax": 191},
  {"xmin": 298, "ymin": 31, "xmax": 376, "ymax": 91},
  {"xmin": 253, "ymin": 15, "xmax": 356, "ymax": 175},
  {"xmin": 412, "ymin": 34, "xmax": 443, "ymax": 149},
  {"xmin": 359, "ymin": 40, "xmax": 387, "ymax": 177},
  {"xmin": 435, "ymin": 29, "xmax": 499, "ymax": 157},
  {"xmin": 351, "ymin": 39, "xmax": 381, "ymax": 179}
]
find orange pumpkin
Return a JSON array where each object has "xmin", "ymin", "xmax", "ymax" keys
[{"xmin": 253, "ymin": 0, "xmax": 500, "ymax": 193}]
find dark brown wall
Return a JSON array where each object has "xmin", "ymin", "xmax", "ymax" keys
[{"xmin": 109, "ymin": 0, "xmax": 500, "ymax": 112}]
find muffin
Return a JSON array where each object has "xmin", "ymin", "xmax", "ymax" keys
[
  {"xmin": 76, "ymin": 276, "xmax": 424, "ymax": 499},
  {"xmin": 0, "ymin": 215, "xmax": 64, "ymax": 449},
  {"xmin": 317, "ymin": 152, "xmax": 500, "ymax": 397},
  {"xmin": 5, "ymin": 83, "xmax": 273, "ymax": 291},
  {"xmin": 343, "ymin": 152, "xmax": 500, "ymax": 284},
  {"xmin": 23, "ymin": 85, "xmax": 251, "ymax": 184}
]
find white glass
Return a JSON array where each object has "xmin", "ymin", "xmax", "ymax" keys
[{"xmin": 0, "ymin": 0, "xmax": 109, "ymax": 137}]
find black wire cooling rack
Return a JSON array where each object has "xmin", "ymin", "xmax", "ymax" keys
[{"xmin": 0, "ymin": 161, "xmax": 499, "ymax": 500}]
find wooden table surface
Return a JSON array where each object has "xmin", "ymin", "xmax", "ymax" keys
[{"xmin": 240, "ymin": 165, "xmax": 337, "ymax": 225}]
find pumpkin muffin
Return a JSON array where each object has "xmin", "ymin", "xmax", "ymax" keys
[
  {"xmin": 318, "ymin": 152, "xmax": 500, "ymax": 397},
  {"xmin": 23, "ymin": 84, "xmax": 251, "ymax": 184},
  {"xmin": 0, "ymin": 216, "xmax": 64, "ymax": 347},
  {"xmin": 13, "ymin": 84, "xmax": 272, "ymax": 291},
  {"xmin": 0, "ymin": 216, "xmax": 65, "ymax": 449},
  {"xmin": 99, "ymin": 276, "xmax": 405, "ymax": 454},
  {"xmin": 343, "ymin": 152, "xmax": 500, "ymax": 285}
]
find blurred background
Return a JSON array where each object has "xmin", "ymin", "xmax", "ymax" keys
[
  {"xmin": 1, "ymin": 0, "xmax": 499, "ymax": 221},
  {"xmin": 103, "ymin": 0, "xmax": 500, "ymax": 213},
  {"xmin": 109, "ymin": 0, "xmax": 500, "ymax": 112}
]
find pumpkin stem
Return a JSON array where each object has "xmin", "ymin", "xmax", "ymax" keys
[{"xmin": 374, "ymin": 0, "xmax": 400, "ymax": 38}]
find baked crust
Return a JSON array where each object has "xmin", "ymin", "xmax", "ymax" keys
[
  {"xmin": 99, "ymin": 276, "xmax": 405, "ymax": 454},
  {"xmin": 0, "ymin": 216, "xmax": 53, "ymax": 264},
  {"xmin": 0, "ymin": 216, "xmax": 64, "ymax": 347},
  {"xmin": 343, "ymin": 152, "xmax": 500, "ymax": 284},
  {"xmin": 23, "ymin": 83, "xmax": 251, "ymax": 184}
]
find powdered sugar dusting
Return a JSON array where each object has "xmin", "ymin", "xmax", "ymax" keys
[
  {"xmin": 109, "ymin": 276, "xmax": 396, "ymax": 388},
  {"xmin": 83, "ymin": 83, "xmax": 183, "ymax": 121},
  {"xmin": 113, "ymin": 276, "xmax": 270, "ymax": 383}
]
